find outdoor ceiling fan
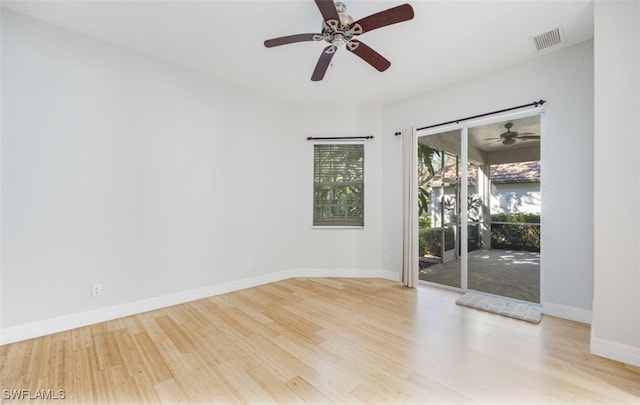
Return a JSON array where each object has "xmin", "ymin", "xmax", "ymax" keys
[
  {"xmin": 486, "ymin": 122, "xmax": 541, "ymax": 146},
  {"xmin": 263, "ymin": 0, "xmax": 414, "ymax": 81}
]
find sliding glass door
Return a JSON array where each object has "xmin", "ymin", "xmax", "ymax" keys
[
  {"xmin": 417, "ymin": 113, "xmax": 542, "ymax": 303},
  {"xmin": 418, "ymin": 130, "xmax": 462, "ymax": 288}
]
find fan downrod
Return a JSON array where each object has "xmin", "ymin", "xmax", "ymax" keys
[{"xmin": 316, "ymin": 2, "xmax": 363, "ymax": 53}]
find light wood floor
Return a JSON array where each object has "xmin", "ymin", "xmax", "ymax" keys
[{"xmin": 1, "ymin": 278, "xmax": 638, "ymax": 403}]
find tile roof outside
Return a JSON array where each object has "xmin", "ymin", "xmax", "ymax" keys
[{"xmin": 491, "ymin": 161, "xmax": 541, "ymax": 183}]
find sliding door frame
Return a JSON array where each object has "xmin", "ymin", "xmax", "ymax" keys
[{"xmin": 416, "ymin": 107, "xmax": 545, "ymax": 298}]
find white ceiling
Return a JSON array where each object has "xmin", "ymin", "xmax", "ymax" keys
[{"xmin": 2, "ymin": 0, "xmax": 594, "ymax": 106}]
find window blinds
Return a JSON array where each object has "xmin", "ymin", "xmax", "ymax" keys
[{"xmin": 313, "ymin": 143, "xmax": 364, "ymax": 226}]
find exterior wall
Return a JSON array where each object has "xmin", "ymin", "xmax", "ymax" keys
[{"xmin": 491, "ymin": 182, "xmax": 541, "ymax": 214}]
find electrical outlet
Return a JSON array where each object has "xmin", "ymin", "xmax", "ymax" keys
[
  {"xmin": 383, "ymin": 254, "xmax": 389, "ymax": 262},
  {"xmin": 91, "ymin": 284, "xmax": 102, "ymax": 296},
  {"xmin": 247, "ymin": 259, "xmax": 254, "ymax": 269}
]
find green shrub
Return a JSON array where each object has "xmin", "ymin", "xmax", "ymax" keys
[
  {"xmin": 491, "ymin": 212, "xmax": 540, "ymax": 224},
  {"xmin": 418, "ymin": 216, "xmax": 439, "ymax": 257},
  {"xmin": 490, "ymin": 213, "xmax": 540, "ymax": 252},
  {"xmin": 418, "ymin": 216, "xmax": 431, "ymax": 229},
  {"xmin": 418, "ymin": 220, "xmax": 455, "ymax": 258}
]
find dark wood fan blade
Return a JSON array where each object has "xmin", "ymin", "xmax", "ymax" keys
[
  {"xmin": 315, "ymin": 0, "xmax": 339, "ymax": 22},
  {"xmin": 311, "ymin": 46, "xmax": 335, "ymax": 81},
  {"xmin": 264, "ymin": 33, "xmax": 319, "ymax": 48},
  {"xmin": 347, "ymin": 40, "xmax": 391, "ymax": 72},
  {"xmin": 351, "ymin": 3, "xmax": 414, "ymax": 34},
  {"xmin": 519, "ymin": 135, "xmax": 541, "ymax": 140}
]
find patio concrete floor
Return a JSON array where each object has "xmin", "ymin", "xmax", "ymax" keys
[{"xmin": 419, "ymin": 249, "xmax": 540, "ymax": 303}]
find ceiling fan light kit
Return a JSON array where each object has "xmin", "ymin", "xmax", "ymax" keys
[{"xmin": 264, "ymin": 0, "xmax": 414, "ymax": 81}]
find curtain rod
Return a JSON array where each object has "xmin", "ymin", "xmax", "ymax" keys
[
  {"xmin": 307, "ymin": 136, "xmax": 374, "ymax": 141},
  {"xmin": 393, "ymin": 99, "xmax": 546, "ymax": 136}
]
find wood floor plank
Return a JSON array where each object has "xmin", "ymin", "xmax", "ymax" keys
[
  {"xmin": 244, "ymin": 333, "xmax": 310, "ymax": 382},
  {"xmin": 349, "ymin": 382, "xmax": 390, "ymax": 403},
  {"xmin": 260, "ymin": 303, "xmax": 324, "ymax": 342},
  {"xmin": 214, "ymin": 361, "xmax": 277, "ymax": 403},
  {"xmin": 153, "ymin": 377, "xmax": 197, "ymax": 404},
  {"xmin": 155, "ymin": 316, "xmax": 196, "ymax": 354},
  {"xmin": 1, "ymin": 278, "xmax": 638, "ymax": 403},
  {"xmin": 131, "ymin": 331, "xmax": 174, "ymax": 384},
  {"xmin": 244, "ymin": 363, "xmax": 302, "ymax": 403},
  {"xmin": 215, "ymin": 292, "xmax": 279, "ymax": 326},
  {"xmin": 285, "ymin": 375, "xmax": 332, "ymax": 403}
]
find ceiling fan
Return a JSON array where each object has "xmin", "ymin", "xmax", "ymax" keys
[
  {"xmin": 486, "ymin": 122, "xmax": 541, "ymax": 146},
  {"xmin": 264, "ymin": 0, "xmax": 414, "ymax": 81}
]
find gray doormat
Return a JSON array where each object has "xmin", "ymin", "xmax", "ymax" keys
[{"xmin": 456, "ymin": 292, "xmax": 543, "ymax": 323}]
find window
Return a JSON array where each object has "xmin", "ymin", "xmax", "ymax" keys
[{"xmin": 313, "ymin": 143, "xmax": 364, "ymax": 227}]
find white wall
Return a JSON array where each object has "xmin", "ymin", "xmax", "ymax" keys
[
  {"xmin": 0, "ymin": 10, "xmax": 288, "ymax": 328},
  {"xmin": 382, "ymin": 40, "xmax": 595, "ymax": 322},
  {"xmin": 491, "ymin": 183, "xmax": 541, "ymax": 214},
  {"xmin": 592, "ymin": 0, "xmax": 640, "ymax": 367},
  {"xmin": 0, "ymin": 6, "xmax": 4, "ymax": 337},
  {"xmin": 291, "ymin": 105, "xmax": 385, "ymax": 273},
  {"xmin": 0, "ymin": 11, "xmax": 386, "ymax": 341}
]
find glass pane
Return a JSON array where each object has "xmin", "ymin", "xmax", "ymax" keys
[
  {"xmin": 467, "ymin": 162, "xmax": 485, "ymax": 252},
  {"xmin": 417, "ymin": 130, "xmax": 461, "ymax": 288},
  {"xmin": 467, "ymin": 117, "xmax": 541, "ymax": 303}
]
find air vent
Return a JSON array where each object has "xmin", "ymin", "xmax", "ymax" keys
[{"xmin": 531, "ymin": 27, "xmax": 564, "ymax": 52}]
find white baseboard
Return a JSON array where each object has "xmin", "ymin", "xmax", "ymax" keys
[
  {"xmin": 1, "ymin": 268, "xmax": 395, "ymax": 345},
  {"xmin": 293, "ymin": 268, "xmax": 398, "ymax": 281},
  {"xmin": 542, "ymin": 302, "xmax": 593, "ymax": 324},
  {"xmin": 590, "ymin": 335, "xmax": 640, "ymax": 367},
  {"xmin": 381, "ymin": 269, "xmax": 400, "ymax": 281}
]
